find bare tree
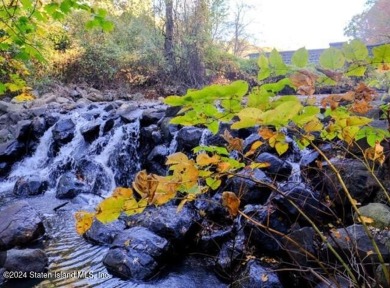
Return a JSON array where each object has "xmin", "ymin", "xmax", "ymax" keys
[{"xmin": 229, "ymin": 0, "xmax": 253, "ymax": 57}]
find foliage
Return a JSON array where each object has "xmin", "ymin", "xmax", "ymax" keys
[
  {"xmin": 76, "ymin": 40, "xmax": 390, "ymax": 286},
  {"xmin": 0, "ymin": 0, "xmax": 112, "ymax": 96}
]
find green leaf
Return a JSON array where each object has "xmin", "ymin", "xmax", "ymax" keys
[
  {"xmin": 292, "ymin": 106, "xmax": 320, "ymax": 126},
  {"xmin": 257, "ymin": 54, "xmax": 270, "ymax": 80},
  {"xmin": 319, "ymin": 47, "xmax": 345, "ymax": 70},
  {"xmin": 101, "ymin": 21, "xmax": 114, "ymax": 32},
  {"xmin": 207, "ymin": 121, "xmax": 219, "ymax": 134},
  {"xmin": 164, "ymin": 95, "xmax": 184, "ymax": 106},
  {"xmin": 96, "ymin": 196, "xmax": 126, "ymax": 223},
  {"xmin": 206, "ymin": 177, "xmax": 221, "ymax": 190},
  {"xmin": 193, "ymin": 145, "xmax": 229, "ymax": 156},
  {"xmin": 20, "ymin": 0, "xmax": 32, "ymax": 9},
  {"xmin": 231, "ymin": 107, "xmax": 263, "ymax": 129},
  {"xmin": 269, "ymin": 49, "xmax": 288, "ymax": 76},
  {"xmin": 44, "ymin": 3, "xmax": 59, "ymax": 15},
  {"xmin": 291, "ymin": 47, "xmax": 309, "ymax": 67},
  {"xmin": 85, "ymin": 19, "xmax": 100, "ymax": 30},
  {"xmin": 345, "ymin": 64, "xmax": 366, "ymax": 77},
  {"xmin": 372, "ymin": 44, "xmax": 390, "ymax": 63},
  {"xmin": 60, "ymin": 0, "xmax": 73, "ymax": 14},
  {"xmin": 342, "ymin": 40, "xmax": 368, "ymax": 62},
  {"xmin": 0, "ymin": 83, "xmax": 6, "ymax": 94}
]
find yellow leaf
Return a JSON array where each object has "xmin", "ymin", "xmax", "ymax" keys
[
  {"xmin": 12, "ymin": 92, "xmax": 35, "ymax": 102},
  {"xmin": 244, "ymin": 140, "xmax": 263, "ymax": 157},
  {"xmin": 151, "ymin": 176, "xmax": 179, "ymax": 205},
  {"xmin": 304, "ymin": 119, "xmax": 323, "ymax": 132},
  {"xmin": 166, "ymin": 152, "xmax": 189, "ymax": 165},
  {"xmin": 358, "ymin": 216, "xmax": 375, "ymax": 224},
  {"xmin": 75, "ymin": 211, "xmax": 95, "ymax": 235},
  {"xmin": 95, "ymin": 196, "xmax": 126, "ymax": 223},
  {"xmin": 249, "ymin": 162, "xmax": 270, "ymax": 169},
  {"xmin": 196, "ymin": 153, "xmax": 220, "ymax": 166},
  {"xmin": 259, "ymin": 127, "xmax": 275, "ymax": 140},
  {"xmin": 275, "ymin": 141, "xmax": 289, "ymax": 155},
  {"xmin": 112, "ymin": 187, "xmax": 133, "ymax": 198},
  {"xmin": 222, "ymin": 191, "xmax": 240, "ymax": 217},
  {"xmin": 123, "ymin": 198, "xmax": 148, "ymax": 215}
]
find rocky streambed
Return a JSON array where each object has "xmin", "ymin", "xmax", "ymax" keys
[{"xmin": 1, "ymin": 88, "xmax": 390, "ymax": 287}]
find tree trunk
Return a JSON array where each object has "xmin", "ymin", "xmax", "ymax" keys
[{"xmin": 164, "ymin": 0, "xmax": 175, "ymax": 71}]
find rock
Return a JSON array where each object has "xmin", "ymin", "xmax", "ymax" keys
[
  {"xmin": 0, "ymin": 201, "xmax": 45, "ymax": 249},
  {"xmin": 215, "ymin": 234, "xmax": 245, "ymax": 279},
  {"xmin": 145, "ymin": 144, "xmax": 169, "ymax": 175},
  {"xmin": 0, "ymin": 268, "xmax": 5, "ymax": 286},
  {"xmin": 123, "ymin": 204, "xmax": 201, "ymax": 244},
  {"xmin": 52, "ymin": 118, "xmax": 75, "ymax": 146},
  {"xmin": 300, "ymin": 150, "xmax": 319, "ymax": 167},
  {"xmin": 141, "ymin": 109, "xmax": 165, "ymax": 126},
  {"xmin": 13, "ymin": 176, "xmax": 48, "ymax": 197},
  {"xmin": 117, "ymin": 104, "xmax": 143, "ymax": 123},
  {"xmin": 31, "ymin": 117, "xmax": 47, "ymax": 139},
  {"xmin": 255, "ymin": 152, "xmax": 292, "ymax": 180},
  {"xmin": 322, "ymin": 158, "xmax": 380, "ymax": 204},
  {"xmin": 80, "ymin": 122, "xmax": 101, "ymax": 142},
  {"xmin": 314, "ymin": 276, "xmax": 353, "ymax": 288},
  {"xmin": 159, "ymin": 117, "xmax": 179, "ymax": 141},
  {"xmin": 239, "ymin": 205, "xmax": 290, "ymax": 253},
  {"xmin": 270, "ymin": 183, "xmax": 324, "ymax": 221},
  {"xmin": 103, "ymin": 227, "xmax": 170, "ymax": 280},
  {"xmin": 176, "ymin": 127, "xmax": 204, "ymax": 152},
  {"xmin": 233, "ymin": 260, "xmax": 282, "ymax": 288},
  {"xmin": 0, "ymin": 140, "xmax": 26, "ymax": 162},
  {"xmin": 325, "ymin": 224, "xmax": 390, "ymax": 262},
  {"xmin": 14, "ymin": 120, "xmax": 31, "ymax": 142},
  {"xmin": 75, "ymin": 159, "xmax": 111, "ymax": 195},
  {"xmin": 356, "ymin": 203, "xmax": 390, "ymax": 229},
  {"xmin": 375, "ymin": 264, "xmax": 390, "ymax": 288},
  {"xmin": 228, "ymin": 168, "xmax": 272, "ymax": 205},
  {"xmin": 56, "ymin": 172, "xmax": 88, "ymax": 199},
  {"xmin": 102, "ymin": 118, "xmax": 116, "ymax": 134},
  {"xmin": 85, "ymin": 90, "xmax": 105, "ymax": 102},
  {"xmin": 282, "ymin": 227, "xmax": 316, "ymax": 266},
  {"xmin": 195, "ymin": 193, "xmax": 231, "ymax": 224},
  {"xmin": 84, "ymin": 219, "xmax": 126, "ymax": 245},
  {"xmin": 3, "ymin": 248, "xmax": 48, "ymax": 273},
  {"xmin": 197, "ymin": 226, "xmax": 233, "ymax": 254}
]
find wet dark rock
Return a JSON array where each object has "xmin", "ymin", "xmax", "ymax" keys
[
  {"xmin": 103, "ymin": 227, "xmax": 170, "ymax": 280},
  {"xmin": 314, "ymin": 277, "xmax": 350, "ymax": 288},
  {"xmin": 118, "ymin": 104, "xmax": 143, "ymax": 123},
  {"xmin": 15, "ymin": 120, "xmax": 32, "ymax": 142},
  {"xmin": 56, "ymin": 172, "xmax": 88, "ymax": 199},
  {"xmin": 0, "ymin": 201, "xmax": 45, "ymax": 250},
  {"xmin": 52, "ymin": 118, "xmax": 75, "ymax": 146},
  {"xmin": 282, "ymin": 227, "xmax": 316, "ymax": 266},
  {"xmin": 31, "ymin": 117, "xmax": 47, "ymax": 139},
  {"xmin": 13, "ymin": 176, "xmax": 48, "ymax": 197},
  {"xmin": 233, "ymin": 260, "xmax": 282, "ymax": 288},
  {"xmin": 256, "ymin": 152, "xmax": 292, "ymax": 180},
  {"xmin": 215, "ymin": 232, "xmax": 246, "ymax": 279},
  {"xmin": 43, "ymin": 114, "xmax": 59, "ymax": 128},
  {"xmin": 270, "ymin": 183, "xmax": 324, "ymax": 222},
  {"xmin": 322, "ymin": 158, "xmax": 380, "ymax": 204},
  {"xmin": 324, "ymin": 224, "xmax": 390, "ymax": 262},
  {"xmin": 228, "ymin": 168, "xmax": 272, "ymax": 205},
  {"xmin": 123, "ymin": 204, "xmax": 201, "ymax": 245},
  {"xmin": 141, "ymin": 109, "xmax": 165, "ymax": 126},
  {"xmin": 0, "ymin": 140, "xmax": 26, "ymax": 163},
  {"xmin": 300, "ymin": 150, "xmax": 319, "ymax": 167},
  {"xmin": 176, "ymin": 127, "xmax": 204, "ymax": 152},
  {"xmin": 239, "ymin": 205, "xmax": 290, "ymax": 253},
  {"xmin": 159, "ymin": 117, "xmax": 179, "ymax": 141},
  {"xmin": 3, "ymin": 248, "xmax": 48, "ymax": 273},
  {"xmin": 194, "ymin": 193, "xmax": 231, "ymax": 225},
  {"xmin": 84, "ymin": 219, "xmax": 126, "ymax": 245},
  {"xmin": 75, "ymin": 159, "xmax": 111, "ymax": 195},
  {"xmin": 80, "ymin": 122, "xmax": 101, "ymax": 142},
  {"xmin": 164, "ymin": 106, "xmax": 181, "ymax": 117},
  {"xmin": 102, "ymin": 117, "xmax": 116, "ymax": 134},
  {"xmin": 197, "ymin": 226, "xmax": 233, "ymax": 255},
  {"xmin": 0, "ymin": 268, "xmax": 5, "ymax": 286},
  {"xmin": 145, "ymin": 144, "xmax": 169, "ymax": 175}
]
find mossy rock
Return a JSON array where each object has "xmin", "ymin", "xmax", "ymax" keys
[{"xmin": 356, "ymin": 203, "xmax": 390, "ymax": 229}]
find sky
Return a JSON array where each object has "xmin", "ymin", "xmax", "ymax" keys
[{"xmin": 238, "ymin": 0, "xmax": 368, "ymax": 50}]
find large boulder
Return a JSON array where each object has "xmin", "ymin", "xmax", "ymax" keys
[
  {"xmin": 84, "ymin": 220, "xmax": 126, "ymax": 245},
  {"xmin": 75, "ymin": 159, "xmax": 111, "ymax": 195},
  {"xmin": 52, "ymin": 118, "xmax": 75, "ymax": 148},
  {"xmin": 0, "ymin": 140, "xmax": 26, "ymax": 163},
  {"xmin": 176, "ymin": 127, "xmax": 204, "ymax": 152},
  {"xmin": 56, "ymin": 172, "xmax": 88, "ymax": 199},
  {"xmin": 13, "ymin": 176, "xmax": 48, "ymax": 197},
  {"xmin": 3, "ymin": 248, "xmax": 48, "ymax": 273},
  {"xmin": 103, "ymin": 227, "xmax": 170, "ymax": 280},
  {"xmin": 227, "ymin": 168, "xmax": 272, "ymax": 205},
  {"xmin": 356, "ymin": 203, "xmax": 390, "ymax": 229},
  {"xmin": 123, "ymin": 204, "xmax": 201, "ymax": 245},
  {"xmin": 0, "ymin": 201, "xmax": 45, "ymax": 249}
]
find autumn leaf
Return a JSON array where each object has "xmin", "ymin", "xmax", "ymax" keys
[
  {"xmin": 112, "ymin": 187, "xmax": 133, "ymax": 198},
  {"xmin": 222, "ymin": 129, "xmax": 243, "ymax": 152},
  {"xmin": 244, "ymin": 140, "xmax": 263, "ymax": 157},
  {"xmin": 196, "ymin": 153, "xmax": 220, "ymax": 166},
  {"xmin": 222, "ymin": 191, "xmax": 240, "ymax": 216},
  {"xmin": 289, "ymin": 70, "xmax": 317, "ymax": 96},
  {"xmin": 364, "ymin": 142, "xmax": 385, "ymax": 165},
  {"xmin": 217, "ymin": 161, "xmax": 231, "ymax": 173},
  {"xmin": 75, "ymin": 211, "xmax": 95, "ymax": 235},
  {"xmin": 132, "ymin": 170, "xmax": 159, "ymax": 201},
  {"xmin": 358, "ymin": 216, "xmax": 375, "ymax": 224},
  {"xmin": 123, "ymin": 198, "xmax": 148, "ymax": 215},
  {"xmin": 249, "ymin": 162, "xmax": 270, "ymax": 169},
  {"xmin": 150, "ymin": 175, "xmax": 180, "ymax": 205},
  {"xmin": 258, "ymin": 127, "xmax": 275, "ymax": 139},
  {"xmin": 350, "ymin": 100, "xmax": 372, "ymax": 114},
  {"xmin": 96, "ymin": 196, "xmax": 126, "ymax": 223},
  {"xmin": 166, "ymin": 152, "xmax": 189, "ymax": 165}
]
